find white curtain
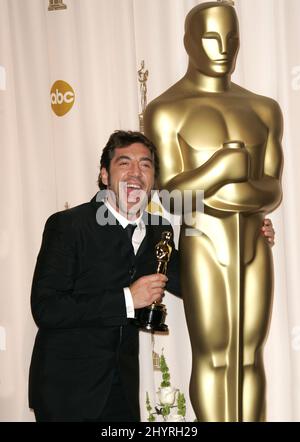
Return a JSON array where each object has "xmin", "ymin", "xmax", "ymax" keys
[{"xmin": 0, "ymin": 0, "xmax": 299, "ymax": 422}]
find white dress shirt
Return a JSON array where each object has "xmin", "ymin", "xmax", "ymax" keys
[{"xmin": 104, "ymin": 200, "xmax": 146, "ymax": 318}]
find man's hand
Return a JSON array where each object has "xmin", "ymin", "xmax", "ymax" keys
[
  {"xmin": 262, "ymin": 218, "xmax": 275, "ymax": 246},
  {"xmin": 130, "ymin": 274, "xmax": 168, "ymax": 309}
]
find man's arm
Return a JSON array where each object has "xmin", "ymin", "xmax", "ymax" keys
[
  {"xmin": 31, "ymin": 213, "xmax": 166, "ymax": 329},
  {"xmin": 31, "ymin": 213, "xmax": 128, "ymax": 329}
]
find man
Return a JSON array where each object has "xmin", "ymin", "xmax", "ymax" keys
[
  {"xmin": 28, "ymin": 130, "xmax": 180, "ymax": 422},
  {"xmin": 29, "ymin": 130, "xmax": 275, "ymax": 422},
  {"xmin": 144, "ymin": 1, "xmax": 282, "ymax": 421}
]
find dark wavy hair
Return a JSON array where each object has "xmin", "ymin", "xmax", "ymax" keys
[{"xmin": 98, "ymin": 130, "xmax": 160, "ymax": 189}]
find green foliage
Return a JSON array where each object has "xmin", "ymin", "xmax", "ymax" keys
[
  {"xmin": 177, "ymin": 392, "xmax": 186, "ymax": 417},
  {"xmin": 161, "ymin": 404, "xmax": 171, "ymax": 417},
  {"xmin": 146, "ymin": 392, "xmax": 156, "ymax": 422},
  {"xmin": 159, "ymin": 353, "xmax": 171, "ymax": 387},
  {"xmin": 145, "ymin": 350, "xmax": 187, "ymax": 421}
]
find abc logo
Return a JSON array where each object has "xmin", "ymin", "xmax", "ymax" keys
[{"xmin": 50, "ymin": 80, "xmax": 75, "ymax": 116}]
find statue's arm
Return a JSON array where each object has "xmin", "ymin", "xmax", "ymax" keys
[{"xmin": 249, "ymin": 98, "xmax": 284, "ymax": 213}]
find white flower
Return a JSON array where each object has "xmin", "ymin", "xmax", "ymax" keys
[
  {"xmin": 165, "ymin": 414, "xmax": 186, "ymax": 422},
  {"xmin": 157, "ymin": 386, "xmax": 178, "ymax": 405}
]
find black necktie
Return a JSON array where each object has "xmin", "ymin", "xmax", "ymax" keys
[{"xmin": 125, "ymin": 223, "xmax": 137, "ymax": 241}]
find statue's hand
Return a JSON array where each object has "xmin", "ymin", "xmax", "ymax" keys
[
  {"xmin": 213, "ymin": 147, "xmax": 250, "ymax": 184},
  {"xmin": 156, "ymin": 251, "xmax": 167, "ymax": 260}
]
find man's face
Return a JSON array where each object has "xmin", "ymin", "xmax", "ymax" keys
[
  {"xmin": 101, "ymin": 143, "xmax": 155, "ymax": 217},
  {"xmin": 184, "ymin": 6, "xmax": 239, "ymax": 77}
]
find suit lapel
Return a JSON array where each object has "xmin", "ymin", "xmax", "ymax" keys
[
  {"xmin": 136, "ymin": 225, "xmax": 150, "ymax": 259},
  {"xmin": 90, "ymin": 193, "xmax": 136, "ymax": 253},
  {"xmin": 136, "ymin": 211, "xmax": 154, "ymax": 259}
]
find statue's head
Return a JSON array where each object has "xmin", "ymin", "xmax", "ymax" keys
[
  {"xmin": 184, "ymin": 1, "xmax": 239, "ymax": 77},
  {"xmin": 162, "ymin": 231, "xmax": 172, "ymax": 242}
]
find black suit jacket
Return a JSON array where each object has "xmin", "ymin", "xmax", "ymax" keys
[{"xmin": 28, "ymin": 194, "xmax": 180, "ymax": 420}]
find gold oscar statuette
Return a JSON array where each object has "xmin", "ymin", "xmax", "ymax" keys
[
  {"xmin": 134, "ymin": 231, "xmax": 173, "ymax": 332},
  {"xmin": 137, "ymin": 60, "xmax": 149, "ymax": 134},
  {"xmin": 144, "ymin": 1, "xmax": 283, "ymax": 421}
]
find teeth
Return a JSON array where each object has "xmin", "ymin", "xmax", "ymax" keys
[{"xmin": 127, "ymin": 184, "xmax": 141, "ymax": 189}]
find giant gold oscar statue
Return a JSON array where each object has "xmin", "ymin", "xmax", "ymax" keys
[{"xmin": 144, "ymin": 1, "xmax": 283, "ymax": 422}]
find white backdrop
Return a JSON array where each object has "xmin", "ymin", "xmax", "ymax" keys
[{"xmin": 0, "ymin": 0, "xmax": 300, "ymax": 422}]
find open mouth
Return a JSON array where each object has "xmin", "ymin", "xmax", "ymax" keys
[{"xmin": 126, "ymin": 183, "xmax": 144, "ymax": 202}]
